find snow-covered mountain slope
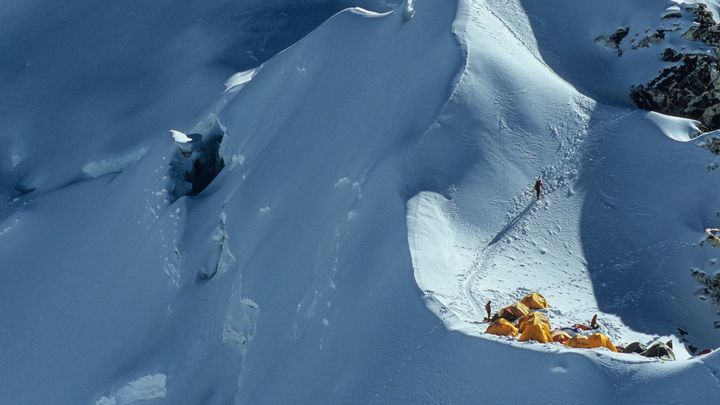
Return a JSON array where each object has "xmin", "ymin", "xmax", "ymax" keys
[
  {"xmin": 410, "ymin": 0, "xmax": 720, "ymax": 346},
  {"xmin": 2, "ymin": 0, "xmax": 720, "ymax": 403},
  {"xmin": 0, "ymin": 0, "xmax": 388, "ymax": 200}
]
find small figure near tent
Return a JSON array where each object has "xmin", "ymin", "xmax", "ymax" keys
[
  {"xmin": 534, "ymin": 178, "xmax": 543, "ymax": 199},
  {"xmin": 590, "ymin": 314, "xmax": 600, "ymax": 330},
  {"xmin": 483, "ymin": 301, "xmax": 494, "ymax": 322}
]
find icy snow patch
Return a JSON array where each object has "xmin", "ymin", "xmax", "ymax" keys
[
  {"xmin": 95, "ymin": 374, "xmax": 166, "ymax": 405},
  {"xmin": 645, "ymin": 111, "xmax": 702, "ymax": 142},
  {"xmin": 169, "ymin": 130, "xmax": 191, "ymax": 144},
  {"xmin": 347, "ymin": 7, "xmax": 393, "ymax": 18},
  {"xmin": 224, "ymin": 68, "xmax": 259, "ymax": 93},
  {"xmin": 82, "ymin": 148, "xmax": 147, "ymax": 179}
]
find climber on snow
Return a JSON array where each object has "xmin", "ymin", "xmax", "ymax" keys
[{"xmin": 534, "ymin": 178, "xmax": 543, "ymax": 199}]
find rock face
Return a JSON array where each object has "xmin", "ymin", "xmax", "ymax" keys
[
  {"xmin": 594, "ymin": 26, "xmax": 630, "ymax": 56},
  {"xmin": 631, "ymin": 53, "xmax": 720, "ymax": 130},
  {"xmin": 628, "ymin": 3, "xmax": 720, "ymax": 131},
  {"xmin": 692, "ymin": 268, "xmax": 720, "ymax": 328},
  {"xmin": 683, "ymin": 3, "xmax": 720, "ymax": 47}
]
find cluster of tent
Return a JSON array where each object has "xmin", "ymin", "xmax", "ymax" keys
[{"xmin": 484, "ymin": 293, "xmax": 677, "ymax": 360}]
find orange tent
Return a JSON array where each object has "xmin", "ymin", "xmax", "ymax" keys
[
  {"xmin": 551, "ymin": 329, "xmax": 571, "ymax": 344},
  {"xmin": 521, "ymin": 293, "xmax": 550, "ymax": 309},
  {"xmin": 499, "ymin": 301, "xmax": 530, "ymax": 321},
  {"xmin": 485, "ymin": 318, "xmax": 518, "ymax": 337},
  {"xmin": 566, "ymin": 333, "xmax": 618, "ymax": 352},
  {"xmin": 518, "ymin": 313, "xmax": 552, "ymax": 343},
  {"xmin": 519, "ymin": 321, "xmax": 552, "ymax": 343},
  {"xmin": 518, "ymin": 312, "xmax": 551, "ymax": 333}
]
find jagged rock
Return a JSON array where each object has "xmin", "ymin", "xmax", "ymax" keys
[
  {"xmin": 692, "ymin": 268, "xmax": 720, "ymax": 303},
  {"xmin": 683, "ymin": 3, "xmax": 720, "ymax": 47},
  {"xmin": 631, "ymin": 53, "xmax": 720, "ymax": 129},
  {"xmin": 595, "ymin": 26, "xmax": 629, "ymax": 56},
  {"xmin": 692, "ymin": 268, "xmax": 720, "ymax": 329},
  {"xmin": 661, "ymin": 47, "xmax": 682, "ymax": 62},
  {"xmin": 704, "ymin": 137, "xmax": 720, "ymax": 155},
  {"xmin": 628, "ymin": 3, "xmax": 720, "ymax": 130},
  {"xmin": 633, "ymin": 29, "xmax": 667, "ymax": 49}
]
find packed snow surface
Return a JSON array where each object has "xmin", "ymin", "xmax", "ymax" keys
[{"xmin": 2, "ymin": 0, "xmax": 720, "ymax": 403}]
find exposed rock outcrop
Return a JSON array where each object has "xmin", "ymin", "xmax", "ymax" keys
[
  {"xmin": 629, "ymin": 3, "xmax": 720, "ymax": 131},
  {"xmin": 692, "ymin": 268, "xmax": 720, "ymax": 328},
  {"xmin": 631, "ymin": 53, "xmax": 720, "ymax": 130},
  {"xmin": 594, "ymin": 26, "xmax": 630, "ymax": 56},
  {"xmin": 683, "ymin": 3, "xmax": 720, "ymax": 47}
]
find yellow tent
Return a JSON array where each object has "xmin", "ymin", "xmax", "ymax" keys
[
  {"xmin": 518, "ymin": 312, "xmax": 551, "ymax": 332},
  {"xmin": 566, "ymin": 333, "xmax": 618, "ymax": 352},
  {"xmin": 521, "ymin": 293, "xmax": 550, "ymax": 309},
  {"xmin": 518, "ymin": 313, "xmax": 552, "ymax": 343},
  {"xmin": 519, "ymin": 321, "xmax": 552, "ymax": 343},
  {"xmin": 551, "ymin": 329, "xmax": 571, "ymax": 344},
  {"xmin": 486, "ymin": 318, "xmax": 518, "ymax": 337},
  {"xmin": 499, "ymin": 301, "xmax": 530, "ymax": 321},
  {"xmin": 588, "ymin": 333, "xmax": 618, "ymax": 352}
]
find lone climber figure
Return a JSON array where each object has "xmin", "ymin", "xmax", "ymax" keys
[
  {"xmin": 534, "ymin": 178, "xmax": 543, "ymax": 199},
  {"xmin": 484, "ymin": 301, "xmax": 492, "ymax": 322}
]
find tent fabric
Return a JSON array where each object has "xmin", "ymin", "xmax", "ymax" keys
[
  {"xmin": 622, "ymin": 342, "xmax": 647, "ymax": 354},
  {"xmin": 518, "ymin": 314, "xmax": 552, "ymax": 343},
  {"xmin": 588, "ymin": 333, "xmax": 618, "ymax": 352},
  {"xmin": 566, "ymin": 333, "xmax": 618, "ymax": 352},
  {"xmin": 566, "ymin": 335, "xmax": 593, "ymax": 349},
  {"xmin": 518, "ymin": 321, "xmax": 551, "ymax": 343},
  {"xmin": 641, "ymin": 342, "xmax": 675, "ymax": 361},
  {"xmin": 518, "ymin": 312, "xmax": 550, "ymax": 333},
  {"xmin": 521, "ymin": 293, "xmax": 550, "ymax": 309},
  {"xmin": 551, "ymin": 329, "xmax": 571, "ymax": 343},
  {"xmin": 499, "ymin": 302, "xmax": 530, "ymax": 321},
  {"xmin": 485, "ymin": 318, "xmax": 518, "ymax": 337}
]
